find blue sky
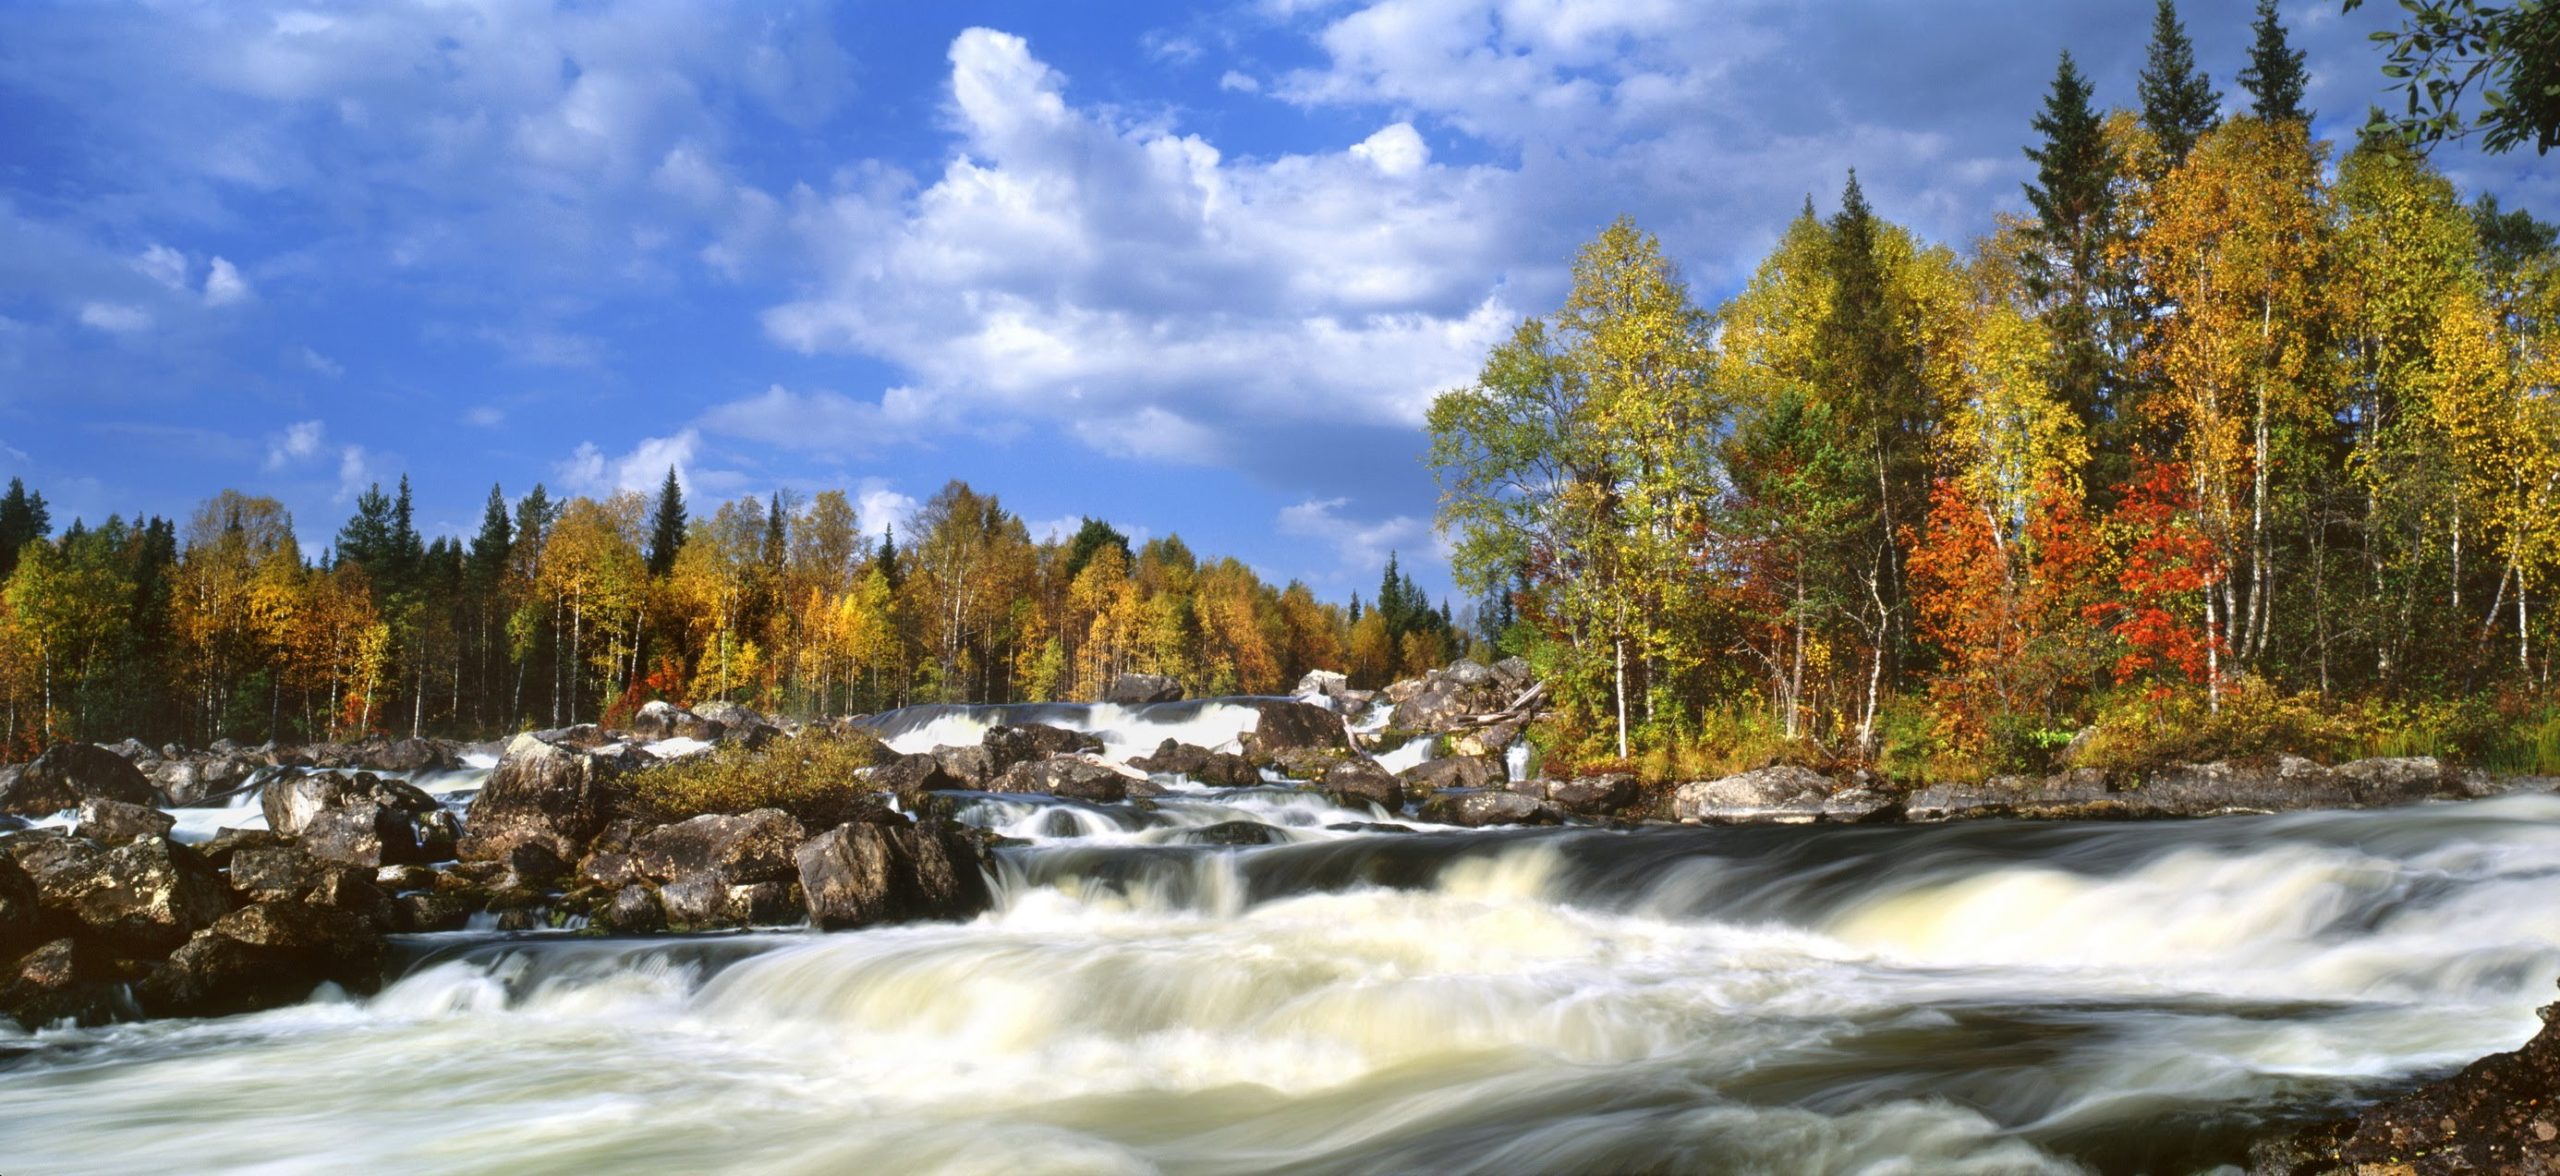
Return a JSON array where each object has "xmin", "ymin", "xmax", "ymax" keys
[{"xmin": 1, "ymin": 1, "xmax": 2551, "ymax": 606}]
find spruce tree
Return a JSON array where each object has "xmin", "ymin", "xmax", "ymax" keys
[
  {"xmin": 335, "ymin": 482, "xmax": 395, "ymax": 574},
  {"xmin": 388, "ymin": 474, "xmax": 423, "ymax": 593},
  {"xmin": 762, "ymin": 491, "xmax": 788, "ymax": 572},
  {"xmin": 873, "ymin": 524, "xmax": 902, "ymax": 590},
  {"xmin": 2022, "ymin": 50, "xmax": 2118, "ymax": 436},
  {"xmin": 2237, "ymin": 0, "xmax": 2309, "ymax": 123},
  {"xmin": 0, "ymin": 477, "xmax": 51, "ymax": 580},
  {"xmin": 646, "ymin": 466, "xmax": 686, "ymax": 579},
  {"xmin": 469, "ymin": 484, "xmax": 512, "ymax": 583},
  {"xmin": 2138, "ymin": 0, "xmax": 2222, "ymax": 163}
]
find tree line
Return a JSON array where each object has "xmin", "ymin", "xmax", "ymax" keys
[
  {"xmin": 1431, "ymin": 0, "xmax": 2560, "ymax": 770},
  {"xmin": 0, "ymin": 471, "xmax": 1473, "ymax": 753}
]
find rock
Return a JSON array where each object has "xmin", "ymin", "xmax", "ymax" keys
[
  {"xmin": 207, "ymin": 899, "xmax": 382, "ymax": 989},
  {"xmin": 1399, "ymin": 754, "xmax": 1504, "ymax": 796},
  {"xmin": 369, "ymin": 738, "xmax": 459, "ymax": 774},
  {"xmin": 2253, "ymin": 975, "xmax": 2560, "ymax": 1174},
  {"xmin": 133, "ymin": 931, "xmax": 320, "ymax": 1020},
  {"xmin": 1128, "ymin": 740, "xmax": 1261, "ymax": 788},
  {"xmin": 1904, "ymin": 771, "xmax": 2117, "ymax": 821},
  {"xmin": 628, "ymin": 699, "xmax": 691, "ymax": 739},
  {"xmin": 982, "ymin": 723, "xmax": 1105, "ymax": 770},
  {"xmin": 1101, "ymin": 673, "xmax": 1184, "ymax": 705},
  {"xmin": 860, "ymin": 753, "xmax": 969, "ymax": 807},
  {"xmin": 260, "ymin": 772, "xmax": 359, "ymax": 837},
  {"xmin": 576, "ymin": 819, "xmax": 650, "ymax": 888},
  {"xmin": 1387, "ymin": 662, "xmax": 1515, "ymax": 735},
  {"xmin": 2135, "ymin": 757, "xmax": 2353, "ymax": 814},
  {"xmin": 1, "ymin": 743, "xmax": 160, "ymax": 817},
  {"xmin": 75, "ymin": 797, "xmax": 176, "ymax": 845},
  {"xmin": 733, "ymin": 881, "xmax": 802, "ymax": 925},
  {"xmin": 149, "ymin": 755, "xmax": 259, "ymax": 806},
  {"xmin": 1673, "ymin": 766, "xmax": 1894, "ymax": 824},
  {"xmin": 1418, "ymin": 790, "xmax": 1557, "ymax": 827},
  {"xmin": 1447, "ymin": 724, "xmax": 1520, "ymax": 758},
  {"xmin": 1246, "ymin": 700, "xmax": 1355, "ymax": 778},
  {"xmin": 988, "ymin": 756, "xmax": 1137, "ymax": 803},
  {"xmin": 1296, "ymin": 669, "xmax": 1351, "ymax": 699},
  {"xmin": 1542, "ymin": 774, "xmax": 1640, "ymax": 817},
  {"xmin": 1491, "ymin": 657, "xmax": 1533, "ymax": 688},
  {"xmin": 0, "ymin": 855, "xmax": 46, "ymax": 962},
  {"xmin": 931, "ymin": 744, "xmax": 1000, "ymax": 788},
  {"xmin": 1177, "ymin": 821, "xmax": 1286, "ymax": 847},
  {"xmin": 795, "ymin": 816, "xmax": 992, "ymax": 931},
  {"xmin": 98, "ymin": 737, "xmax": 157, "ymax": 763},
  {"xmin": 27, "ymin": 836, "xmax": 231, "ymax": 955},
  {"xmin": 1321, "ymin": 758, "xmax": 1404, "ymax": 813},
  {"xmin": 415, "ymin": 809, "xmax": 460, "ymax": 862},
  {"xmin": 693, "ymin": 701, "xmax": 777, "ymax": 747},
  {"xmin": 501, "ymin": 841, "xmax": 570, "ymax": 889},
  {"xmin": 392, "ymin": 891, "xmax": 471, "ymax": 933},
  {"xmin": 459, "ymin": 732, "xmax": 635, "ymax": 863},
  {"xmin": 630, "ymin": 810, "xmax": 807, "ymax": 887},
  {"xmin": 2, "ymin": 938, "xmax": 123, "ymax": 1029},
  {"xmin": 655, "ymin": 873, "xmax": 738, "ymax": 930},
  {"xmin": 300, "ymin": 801, "xmax": 422, "ymax": 868},
  {"xmin": 374, "ymin": 864, "xmax": 437, "ymax": 892},
  {"xmin": 2334, "ymin": 756, "xmax": 2454, "ymax": 806},
  {"xmin": 594, "ymin": 885, "xmax": 668, "ymax": 934}
]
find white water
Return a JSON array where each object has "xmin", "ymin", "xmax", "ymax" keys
[{"xmin": 7, "ymin": 718, "xmax": 2560, "ymax": 1173}]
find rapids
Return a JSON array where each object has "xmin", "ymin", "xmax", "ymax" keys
[{"xmin": 5, "ymin": 702, "xmax": 2558, "ymax": 1174}]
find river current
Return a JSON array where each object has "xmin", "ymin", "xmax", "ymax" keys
[{"xmin": 3, "ymin": 700, "xmax": 2557, "ymax": 1174}]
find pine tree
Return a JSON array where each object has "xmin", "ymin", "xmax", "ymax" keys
[
  {"xmin": 2138, "ymin": 0, "xmax": 2222, "ymax": 164},
  {"xmin": 334, "ymin": 483, "xmax": 395, "ymax": 575},
  {"xmin": 2237, "ymin": 0, "xmax": 2309, "ymax": 124},
  {"xmin": 873, "ymin": 524, "xmax": 902, "ymax": 591},
  {"xmin": 0, "ymin": 477, "xmax": 52, "ymax": 580},
  {"xmin": 2022, "ymin": 50, "xmax": 2119, "ymax": 438},
  {"xmin": 388, "ymin": 474, "xmax": 423, "ymax": 593},
  {"xmin": 647, "ymin": 467, "xmax": 686, "ymax": 579},
  {"xmin": 762, "ymin": 491, "xmax": 788, "ymax": 572},
  {"xmin": 469, "ymin": 484, "xmax": 512, "ymax": 582}
]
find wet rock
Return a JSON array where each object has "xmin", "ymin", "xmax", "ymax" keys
[
  {"xmin": 1295, "ymin": 669, "xmax": 1351, "ymax": 700},
  {"xmin": 1672, "ymin": 766, "xmax": 1894, "ymax": 824},
  {"xmin": 1, "ymin": 742, "xmax": 160, "ymax": 817},
  {"xmin": 0, "ymin": 855, "xmax": 46, "ymax": 962},
  {"xmin": 373, "ymin": 864, "xmax": 437, "ymax": 892},
  {"xmin": 195, "ymin": 828, "xmax": 290, "ymax": 870},
  {"xmin": 2253, "ymin": 976, "xmax": 2560, "ymax": 1174},
  {"xmin": 1399, "ymin": 753, "xmax": 1504, "ymax": 795},
  {"xmin": 860, "ymin": 753, "xmax": 969, "ymax": 807},
  {"xmin": 1100, "ymin": 673, "xmax": 1184, "ymax": 705},
  {"xmin": 2334, "ymin": 756, "xmax": 2455, "ymax": 807},
  {"xmin": 1245, "ymin": 700, "xmax": 1354, "ymax": 769},
  {"xmin": 931, "ymin": 744, "xmax": 1000, "ymax": 788},
  {"xmin": 1418, "ymin": 790, "xmax": 1557, "ymax": 827},
  {"xmin": 795, "ymin": 816, "xmax": 992, "ymax": 931},
  {"xmin": 2135, "ymin": 757, "xmax": 2353, "ymax": 814},
  {"xmin": 1904, "ymin": 771, "xmax": 2117, "ymax": 821},
  {"xmin": 359, "ymin": 738, "xmax": 459, "ymax": 775},
  {"xmin": 655, "ymin": 873, "xmax": 737, "ymax": 930},
  {"xmin": 300, "ymin": 802, "xmax": 423, "ymax": 869},
  {"xmin": 577, "ymin": 819, "xmax": 651, "ymax": 888},
  {"xmin": 1178, "ymin": 821, "xmax": 1286, "ymax": 847},
  {"xmin": 1325, "ymin": 821, "xmax": 1416, "ymax": 835},
  {"xmin": 134, "ymin": 931, "xmax": 320, "ymax": 1020},
  {"xmin": 207, "ymin": 899, "xmax": 382, "ymax": 990},
  {"xmin": 414, "ymin": 809, "xmax": 460, "ymax": 863},
  {"xmin": 2, "ymin": 938, "xmax": 123, "ymax": 1029},
  {"xmin": 734, "ymin": 880, "xmax": 803, "ymax": 925},
  {"xmin": 1321, "ymin": 758, "xmax": 1404, "ymax": 814},
  {"xmin": 501, "ymin": 841, "xmax": 571, "ymax": 889},
  {"xmin": 260, "ymin": 772, "xmax": 360, "ymax": 837},
  {"xmin": 98, "ymin": 737, "xmax": 157, "ymax": 763},
  {"xmin": 989, "ymin": 756, "xmax": 1138, "ymax": 804},
  {"xmin": 459, "ymin": 732, "xmax": 636, "ymax": 863},
  {"xmin": 1128, "ymin": 740, "xmax": 1260, "ymax": 788},
  {"xmin": 631, "ymin": 810, "xmax": 806, "ymax": 887},
  {"xmin": 75, "ymin": 797, "xmax": 176, "ymax": 845},
  {"xmin": 148, "ymin": 754, "xmax": 259, "ymax": 806},
  {"xmin": 594, "ymin": 885, "xmax": 667, "ymax": 934},
  {"xmin": 1541, "ymin": 774, "xmax": 1640, "ymax": 817},
  {"xmin": 393, "ymin": 890, "xmax": 472, "ymax": 933},
  {"xmin": 983, "ymin": 723, "xmax": 1105, "ymax": 770},
  {"xmin": 28, "ymin": 836, "xmax": 231, "ymax": 955},
  {"xmin": 1447, "ymin": 723, "xmax": 1520, "ymax": 758}
]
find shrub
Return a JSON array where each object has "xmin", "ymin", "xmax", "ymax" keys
[{"xmin": 631, "ymin": 729, "xmax": 893, "ymax": 827}]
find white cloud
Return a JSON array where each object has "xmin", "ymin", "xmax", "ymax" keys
[
  {"xmin": 202, "ymin": 256, "xmax": 252, "ymax": 306},
  {"xmin": 558, "ymin": 429, "xmax": 703, "ymax": 498},
  {"xmin": 1349, "ymin": 121, "xmax": 1428, "ymax": 177},
  {"xmin": 1218, "ymin": 70, "xmax": 1260, "ymax": 93},
  {"xmin": 335, "ymin": 442, "xmax": 376, "ymax": 500},
  {"xmin": 265, "ymin": 418, "xmax": 326, "ymax": 470},
  {"xmin": 697, "ymin": 383, "xmax": 896, "ymax": 453},
  {"xmin": 1026, "ymin": 514, "xmax": 1085, "ymax": 545},
  {"xmin": 77, "ymin": 302, "xmax": 151, "ymax": 333},
  {"xmin": 464, "ymin": 404, "xmax": 505, "ymax": 428},
  {"xmin": 854, "ymin": 477, "xmax": 918, "ymax": 539},
  {"xmin": 134, "ymin": 243, "xmax": 189, "ymax": 291},
  {"xmin": 297, "ymin": 345, "xmax": 342, "ymax": 377},
  {"xmin": 1277, "ymin": 496, "xmax": 1431, "ymax": 578}
]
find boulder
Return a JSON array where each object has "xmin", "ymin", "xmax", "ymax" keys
[
  {"xmin": 26, "ymin": 835, "xmax": 231, "ymax": 955},
  {"xmin": 860, "ymin": 753, "xmax": 970, "ymax": 807},
  {"xmin": 300, "ymin": 802, "xmax": 422, "ymax": 869},
  {"xmin": 594, "ymin": 885, "xmax": 667, "ymax": 934},
  {"xmin": 459, "ymin": 733, "xmax": 635, "ymax": 863},
  {"xmin": 368, "ymin": 738, "xmax": 459, "ymax": 774},
  {"xmin": 149, "ymin": 755, "xmax": 259, "ymax": 806},
  {"xmin": 133, "ymin": 931, "xmax": 320, "ymax": 1020},
  {"xmin": 1128, "ymin": 740, "xmax": 1261, "ymax": 788},
  {"xmin": 989, "ymin": 756, "xmax": 1139, "ymax": 804},
  {"xmin": 1387, "ymin": 661, "xmax": 1514, "ymax": 735},
  {"xmin": 260, "ymin": 772, "xmax": 361, "ymax": 837},
  {"xmin": 0, "ymin": 855, "xmax": 46, "ymax": 962},
  {"xmin": 1673, "ymin": 766, "xmax": 1894, "ymax": 824},
  {"xmin": 1447, "ymin": 724, "xmax": 1521, "ymax": 758},
  {"xmin": 1321, "ymin": 758, "xmax": 1404, "ymax": 814},
  {"xmin": 627, "ymin": 699, "xmax": 692, "ymax": 740},
  {"xmin": 98, "ymin": 738, "xmax": 158, "ymax": 763},
  {"xmin": 2334, "ymin": 756, "xmax": 2455, "ymax": 806},
  {"xmin": 229, "ymin": 846, "xmax": 346, "ymax": 901},
  {"xmin": 1177, "ymin": 821, "xmax": 1286, "ymax": 847},
  {"xmin": 415, "ymin": 810, "xmax": 461, "ymax": 862},
  {"xmin": 795, "ymin": 816, "xmax": 993, "ymax": 931},
  {"xmin": 630, "ymin": 809, "xmax": 807, "ymax": 887},
  {"xmin": 2253, "ymin": 976, "xmax": 2560, "ymax": 1174},
  {"xmin": 206, "ymin": 899, "xmax": 382, "ymax": 990},
  {"xmin": 1295, "ymin": 669, "xmax": 1351, "ymax": 700},
  {"xmin": 76, "ymin": 797, "xmax": 176, "ymax": 845},
  {"xmin": 982, "ymin": 723, "xmax": 1105, "ymax": 770},
  {"xmin": 931, "ymin": 745, "xmax": 1000, "ymax": 789},
  {"xmin": 2133, "ymin": 757, "xmax": 2353, "ymax": 814},
  {"xmin": 1418, "ymin": 790, "xmax": 1557, "ymax": 827},
  {"xmin": 693, "ymin": 701, "xmax": 777, "ymax": 747},
  {"xmin": 1101, "ymin": 673, "xmax": 1184, "ymax": 705},
  {"xmin": 1, "ymin": 743, "xmax": 160, "ymax": 817},
  {"xmin": 1399, "ymin": 754, "xmax": 1505, "ymax": 795},
  {"xmin": 1245, "ymin": 700, "xmax": 1354, "ymax": 777},
  {"xmin": 656, "ymin": 873, "xmax": 736, "ymax": 930},
  {"xmin": 2, "ymin": 938, "xmax": 122, "ymax": 1030},
  {"xmin": 1541, "ymin": 773, "xmax": 1640, "ymax": 817},
  {"xmin": 1903, "ymin": 771, "xmax": 2118, "ymax": 821}
]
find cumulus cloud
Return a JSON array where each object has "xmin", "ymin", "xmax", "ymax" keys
[
  {"xmin": 558, "ymin": 429, "xmax": 706, "ymax": 498},
  {"xmin": 134, "ymin": 244, "xmax": 189, "ymax": 291},
  {"xmin": 1277, "ymin": 496, "xmax": 1432, "ymax": 579},
  {"xmin": 265, "ymin": 418, "xmax": 326, "ymax": 470},
  {"xmin": 854, "ymin": 477, "xmax": 918, "ymax": 538},
  {"xmin": 1218, "ymin": 70, "xmax": 1260, "ymax": 94},
  {"xmin": 202, "ymin": 256, "xmax": 252, "ymax": 306},
  {"xmin": 77, "ymin": 302, "xmax": 151, "ymax": 333}
]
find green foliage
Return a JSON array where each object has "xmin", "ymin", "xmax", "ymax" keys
[
  {"xmin": 630, "ymin": 729, "xmax": 891, "ymax": 826},
  {"xmin": 2239, "ymin": 0, "xmax": 2311, "ymax": 123},
  {"xmin": 2348, "ymin": 0, "xmax": 2560, "ymax": 155},
  {"xmin": 2138, "ymin": 0, "xmax": 2222, "ymax": 163}
]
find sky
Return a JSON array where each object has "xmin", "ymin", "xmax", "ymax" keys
[{"xmin": 0, "ymin": 0, "xmax": 2552, "ymax": 607}]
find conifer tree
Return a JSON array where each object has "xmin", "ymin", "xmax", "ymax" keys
[
  {"xmin": 469, "ymin": 484, "xmax": 512, "ymax": 582},
  {"xmin": 2138, "ymin": 0, "xmax": 2222, "ymax": 164},
  {"xmin": 2236, "ymin": 0, "xmax": 2309, "ymax": 124},
  {"xmin": 0, "ymin": 478, "xmax": 52, "ymax": 581},
  {"xmin": 647, "ymin": 466, "xmax": 686, "ymax": 579},
  {"xmin": 2022, "ymin": 50, "xmax": 2119, "ymax": 438}
]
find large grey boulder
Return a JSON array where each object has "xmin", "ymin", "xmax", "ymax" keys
[
  {"xmin": 1673, "ymin": 766, "xmax": 1894, "ymax": 824},
  {"xmin": 460, "ymin": 733, "xmax": 637, "ymax": 863},
  {"xmin": 0, "ymin": 743, "xmax": 160, "ymax": 817},
  {"xmin": 1321, "ymin": 758, "xmax": 1404, "ymax": 814},
  {"xmin": 25, "ymin": 835, "xmax": 231, "ymax": 955},
  {"xmin": 1128, "ymin": 740, "xmax": 1260, "ymax": 788},
  {"xmin": 1245, "ymin": 700, "xmax": 1354, "ymax": 777},
  {"xmin": 1387, "ymin": 661, "xmax": 1513, "ymax": 734},
  {"xmin": 1418, "ymin": 790, "xmax": 1556, "ymax": 827},
  {"xmin": 795, "ymin": 816, "xmax": 992, "ymax": 931},
  {"xmin": 1101, "ymin": 673, "xmax": 1184, "ymax": 705},
  {"xmin": 75, "ymin": 797, "xmax": 176, "ymax": 846},
  {"xmin": 989, "ymin": 756, "xmax": 1141, "ymax": 804},
  {"xmin": 630, "ymin": 809, "xmax": 807, "ymax": 887},
  {"xmin": 1399, "ymin": 754, "xmax": 1504, "ymax": 796}
]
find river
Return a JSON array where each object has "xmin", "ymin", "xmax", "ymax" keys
[{"xmin": 3, "ymin": 700, "xmax": 2556, "ymax": 1174}]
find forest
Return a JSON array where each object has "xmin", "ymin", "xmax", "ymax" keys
[
  {"xmin": 0, "ymin": 470, "xmax": 1470, "ymax": 756},
  {"xmin": 1428, "ymin": 1, "xmax": 2560, "ymax": 778}
]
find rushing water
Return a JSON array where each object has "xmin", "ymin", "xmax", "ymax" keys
[{"xmin": 5, "ymin": 705, "xmax": 2559, "ymax": 1175}]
